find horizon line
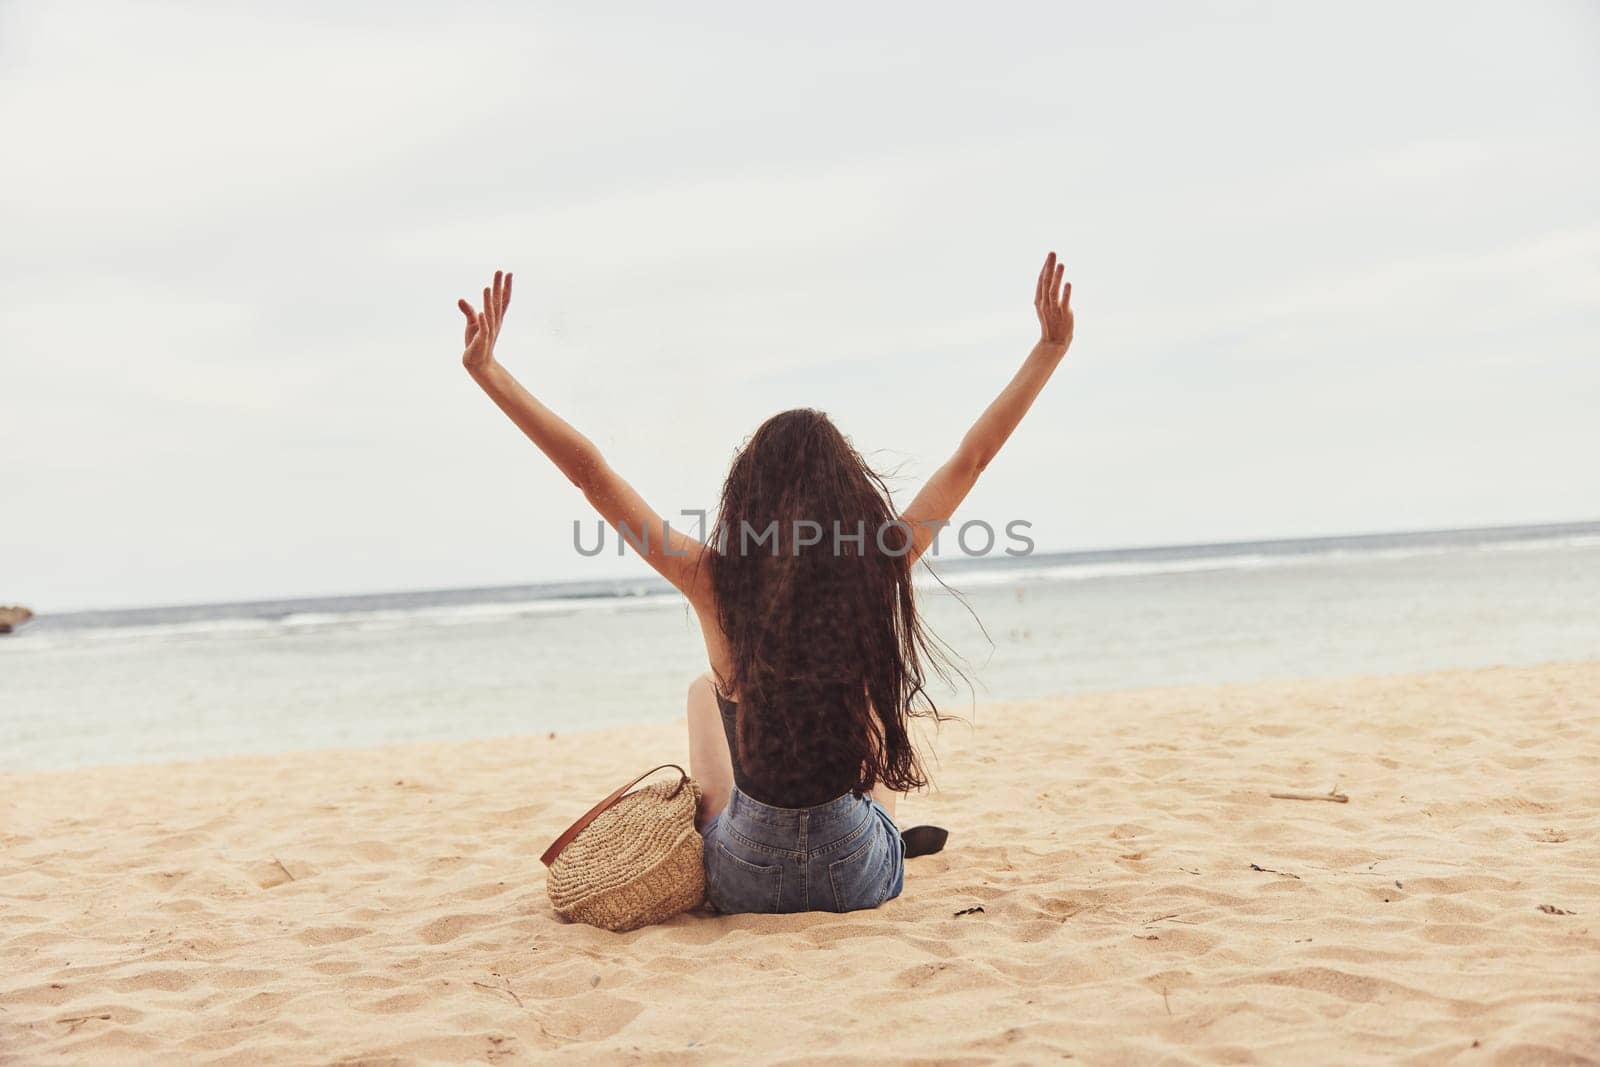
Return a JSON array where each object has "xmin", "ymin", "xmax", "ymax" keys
[{"xmin": 29, "ymin": 516, "xmax": 1600, "ymax": 620}]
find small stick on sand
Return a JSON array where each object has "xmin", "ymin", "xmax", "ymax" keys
[
  {"xmin": 57, "ymin": 1013, "xmax": 111, "ymax": 1033},
  {"xmin": 474, "ymin": 980, "xmax": 525, "ymax": 1008},
  {"xmin": 1270, "ymin": 791, "xmax": 1349, "ymax": 803},
  {"xmin": 1162, "ymin": 987, "xmax": 1172, "ymax": 1016},
  {"xmin": 1249, "ymin": 863, "xmax": 1302, "ymax": 879},
  {"xmin": 272, "ymin": 858, "xmax": 297, "ymax": 882}
]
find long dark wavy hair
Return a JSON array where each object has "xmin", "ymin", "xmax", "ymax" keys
[{"xmin": 708, "ymin": 408, "xmax": 957, "ymax": 806}]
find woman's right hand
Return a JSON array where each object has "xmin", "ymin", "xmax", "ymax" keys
[
  {"xmin": 1034, "ymin": 251, "xmax": 1074, "ymax": 351},
  {"xmin": 459, "ymin": 269, "xmax": 512, "ymax": 376}
]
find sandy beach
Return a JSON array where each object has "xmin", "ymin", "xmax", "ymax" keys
[{"xmin": 3, "ymin": 662, "xmax": 1597, "ymax": 1065}]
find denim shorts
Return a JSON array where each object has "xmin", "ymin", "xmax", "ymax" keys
[{"xmin": 700, "ymin": 783, "xmax": 906, "ymax": 914}]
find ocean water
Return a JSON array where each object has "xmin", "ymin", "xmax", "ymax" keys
[{"xmin": 3, "ymin": 522, "xmax": 1598, "ymax": 774}]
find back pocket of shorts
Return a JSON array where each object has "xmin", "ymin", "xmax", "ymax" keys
[
  {"xmin": 828, "ymin": 828, "xmax": 891, "ymax": 912},
  {"xmin": 709, "ymin": 842, "xmax": 783, "ymax": 914}
]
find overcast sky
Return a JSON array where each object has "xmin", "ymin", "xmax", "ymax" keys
[{"xmin": 3, "ymin": 2, "xmax": 1597, "ymax": 611}]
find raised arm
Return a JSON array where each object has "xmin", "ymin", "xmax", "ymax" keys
[
  {"xmin": 900, "ymin": 251, "xmax": 1074, "ymax": 563},
  {"xmin": 458, "ymin": 270, "xmax": 711, "ymax": 604}
]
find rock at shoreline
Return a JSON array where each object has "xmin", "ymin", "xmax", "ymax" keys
[{"xmin": 0, "ymin": 605, "xmax": 33, "ymax": 634}]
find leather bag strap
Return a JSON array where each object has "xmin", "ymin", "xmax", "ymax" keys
[{"xmin": 539, "ymin": 763, "xmax": 689, "ymax": 867}]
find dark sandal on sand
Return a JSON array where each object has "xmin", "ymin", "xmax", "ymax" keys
[{"xmin": 901, "ymin": 825, "xmax": 949, "ymax": 859}]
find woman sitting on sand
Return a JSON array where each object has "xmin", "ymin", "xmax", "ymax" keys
[{"xmin": 457, "ymin": 253, "xmax": 1075, "ymax": 914}]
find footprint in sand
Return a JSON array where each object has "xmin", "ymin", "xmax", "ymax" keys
[
  {"xmin": 295, "ymin": 925, "xmax": 371, "ymax": 947},
  {"xmin": 417, "ymin": 913, "xmax": 499, "ymax": 945}
]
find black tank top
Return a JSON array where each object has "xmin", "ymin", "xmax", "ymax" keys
[{"xmin": 715, "ymin": 689, "xmax": 860, "ymax": 809}]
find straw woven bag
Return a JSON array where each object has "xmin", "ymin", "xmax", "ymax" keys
[{"xmin": 539, "ymin": 763, "xmax": 705, "ymax": 932}]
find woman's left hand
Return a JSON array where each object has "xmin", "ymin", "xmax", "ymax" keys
[{"xmin": 459, "ymin": 269, "xmax": 512, "ymax": 375}]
